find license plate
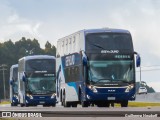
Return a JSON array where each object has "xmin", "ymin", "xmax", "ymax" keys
[
  {"xmin": 107, "ymin": 97, "xmax": 115, "ymax": 100},
  {"xmin": 39, "ymin": 101, "xmax": 45, "ymax": 104}
]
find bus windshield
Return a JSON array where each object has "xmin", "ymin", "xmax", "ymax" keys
[
  {"xmin": 26, "ymin": 59, "xmax": 55, "ymax": 71},
  {"xmin": 26, "ymin": 73, "xmax": 56, "ymax": 94},
  {"xmin": 13, "ymin": 81, "xmax": 18, "ymax": 94},
  {"xmin": 88, "ymin": 60, "xmax": 134, "ymax": 85},
  {"xmin": 12, "ymin": 67, "xmax": 18, "ymax": 94},
  {"xmin": 86, "ymin": 33, "xmax": 133, "ymax": 50}
]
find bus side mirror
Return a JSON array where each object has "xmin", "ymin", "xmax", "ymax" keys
[
  {"xmin": 22, "ymin": 75, "xmax": 26, "ymax": 82},
  {"xmin": 10, "ymin": 80, "xmax": 13, "ymax": 85},
  {"xmin": 81, "ymin": 50, "xmax": 88, "ymax": 66},
  {"xmin": 134, "ymin": 52, "xmax": 141, "ymax": 67},
  {"xmin": 83, "ymin": 57, "xmax": 87, "ymax": 66},
  {"xmin": 22, "ymin": 73, "xmax": 27, "ymax": 82}
]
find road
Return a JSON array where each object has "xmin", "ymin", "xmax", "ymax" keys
[
  {"xmin": 1, "ymin": 93, "xmax": 160, "ymax": 119},
  {"xmin": 0, "ymin": 103, "xmax": 160, "ymax": 118}
]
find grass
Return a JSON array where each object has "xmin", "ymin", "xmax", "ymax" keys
[
  {"xmin": 114, "ymin": 102, "xmax": 160, "ymax": 107},
  {"xmin": 128, "ymin": 102, "xmax": 160, "ymax": 107},
  {"xmin": 0, "ymin": 101, "xmax": 10, "ymax": 105}
]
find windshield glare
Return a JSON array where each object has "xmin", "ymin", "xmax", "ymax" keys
[
  {"xmin": 27, "ymin": 77, "xmax": 56, "ymax": 94},
  {"xmin": 88, "ymin": 60, "xmax": 134, "ymax": 84},
  {"xmin": 86, "ymin": 33, "xmax": 133, "ymax": 50},
  {"xmin": 26, "ymin": 59, "xmax": 55, "ymax": 71},
  {"xmin": 13, "ymin": 81, "xmax": 18, "ymax": 94}
]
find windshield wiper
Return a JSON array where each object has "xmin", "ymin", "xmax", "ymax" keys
[
  {"xmin": 90, "ymin": 43, "xmax": 105, "ymax": 49},
  {"xmin": 121, "ymin": 80, "xmax": 134, "ymax": 84},
  {"xmin": 93, "ymin": 79, "xmax": 112, "ymax": 84}
]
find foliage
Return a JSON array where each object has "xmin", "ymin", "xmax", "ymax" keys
[
  {"xmin": 136, "ymin": 81, "xmax": 155, "ymax": 93},
  {"xmin": 0, "ymin": 37, "xmax": 56, "ymax": 99}
]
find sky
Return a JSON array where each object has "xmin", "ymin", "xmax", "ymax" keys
[{"xmin": 0, "ymin": 0, "xmax": 160, "ymax": 91}]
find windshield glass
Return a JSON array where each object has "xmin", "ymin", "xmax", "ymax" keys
[
  {"xmin": 12, "ymin": 67, "xmax": 18, "ymax": 94},
  {"xmin": 26, "ymin": 73, "xmax": 56, "ymax": 94},
  {"xmin": 86, "ymin": 33, "xmax": 133, "ymax": 50},
  {"xmin": 26, "ymin": 59, "xmax": 55, "ymax": 71},
  {"xmin": 13, "ymin": 81, "xmax": 18, "ymax": 94},
  {"xmin": 88, "ymin": 60, "xmax": 134, "ymax": 85},
  {"xmin": 13, "ymin": 67, "xmax": 18, "ymax": 81}
]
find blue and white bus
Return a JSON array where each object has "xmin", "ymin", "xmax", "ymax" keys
[
  {"xmin": 56, "ymin": 28, "xmax": 141, "ymax": 107},
  {"xmin": 10, "ymin": 64, "xmax": 19, "ymax": 106},
  {"xmin": 18, "ymin": 55, "xmax": 56, "ymax": 107}
]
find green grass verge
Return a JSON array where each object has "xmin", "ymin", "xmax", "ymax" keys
[
  {"xmin": 128, "ymin": 102, "xmax": 160, "ymax": 107},
  {"xmin": 114, "ymin": 102, "xmax": 160, "ymax": 107},
  {"xmin": 0, "ymin": 101, "xmax": 10, "ymax": 105}
]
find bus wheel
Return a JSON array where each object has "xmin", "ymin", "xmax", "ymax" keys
[
  {"xmin": 71, "ymin": 102, "xmax": 77, "ymax": 107},
  {"xmin": 20, "ymin": 103, "xmax": 24, "ymax": 107},
  {"xmin": 25, "ymin": 103, "xmax": 29, "ymax": 107},
  {"xmin": 52, "ymin": 104, "xmax": 56, "ymax": 107},
  {"xmin": 63, "ymin": 93, "xmax": 70, "ymax": 107},
  {"xmin": 121, "ymin": 101, "xmax": 128, "ymax": 107},
  {"xmin": 97, "ymin": 102, "xmax": 109, "ymax": 107},
  {"xmin": 81, "ymin": 101, "xmax": 89, "ymax": 107}
]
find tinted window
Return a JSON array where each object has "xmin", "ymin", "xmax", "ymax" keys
[
  {"xmin": 26, "ymin": 59, "xmax": 55, "ymax": 71},
  {"xmin": 13, "ymin": 67, "xmax": 18, "ymax": 81},
  {"xmin": 86, "ymin": 33, "xmax": 133, "ymax": 50}
]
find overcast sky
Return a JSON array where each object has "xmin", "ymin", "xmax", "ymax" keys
[{"xmin": 0, "ymin": 0, "xmax": 160, "ymax": 91}]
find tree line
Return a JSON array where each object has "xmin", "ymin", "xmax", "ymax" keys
[{"xmin": 0, "ymin": 37, "xmax": 56, "ymax": 99}]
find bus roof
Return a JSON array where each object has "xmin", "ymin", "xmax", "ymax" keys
[
  {"xmin": 19, "ymin": 55, "xmax": 55, "ymax": 62},
  {"xmin": 83, "ymin": 28, "xmax": 130, "ymax": 34},
  {"xmin": 10, "ymin": 64, "xmax": 18, "ymax": 69},
  {"xmin": 57, "ymin": 28, "xmax": 130, "ymax": 42}
]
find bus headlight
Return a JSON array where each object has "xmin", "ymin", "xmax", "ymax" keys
[
  {"xmin": 13, "ymin": 95, "xmax": 18, "ymax": 99},
  {"xmin": 88, "ymin": 85, "xmax": 98, "ymax": 93},
  {"xmin": 51, "ymin": 93, "xmax": 56, "ymax": 99},
  {"xmin": 26, "ymin": 93, "xmax": 33, "ymax": 99},
  {"xmin": 125, "ymin": 84, "xmax": 134, "ymax": 93}
]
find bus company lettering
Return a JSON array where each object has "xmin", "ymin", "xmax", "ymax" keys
[
  {"xmin": 101, "ymin": 50, "xmax": 119, "ymax": 54},
  {"xmin": 65, "ymin": 55, "xmax": 75, "ymax": 66}
]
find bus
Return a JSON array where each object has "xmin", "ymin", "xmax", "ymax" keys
[
  {"xmin": 56, "ymin": 28, "xmax": 141, "ymax": 107},
  {"xmin": 18, "ymin": 55, "xmax": 56, "ymax": 107},
  {"xmin": 10, "ymin": 64, "xmax": 19, "ymax": 106}
]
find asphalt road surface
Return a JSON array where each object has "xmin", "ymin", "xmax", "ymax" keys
[
  {"xmin": 1, "ymin": 93, "xmax": 160, "ymax": 119},
  {"xmin": 0, "ymin": 103, "xmax": 160, "ymax": 119}
]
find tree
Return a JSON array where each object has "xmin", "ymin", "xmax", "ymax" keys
[
  {"xmin": 0, "ymin": 38, "xmax": 57, "ymax": 99},
  {"xmin": 44, "ymin": 41, "xmax": 56, "ymax": 56}
]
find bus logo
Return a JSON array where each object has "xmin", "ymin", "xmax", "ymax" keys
[
  {"xmin": 101, "ymin": 50, "xmax": 119, "ymax": 54},
  {"xmin": 65, "ymin": 55, "xmax": 75, "ymax": 66}
]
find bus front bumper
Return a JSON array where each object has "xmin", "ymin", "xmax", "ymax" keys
[
  {"xmin": 85, "ymin": 87, "xmax": 136, "ymax": 102},
  {"xmin": 25, "ymin": 95, "xmax": 56, "ymax": 106}
]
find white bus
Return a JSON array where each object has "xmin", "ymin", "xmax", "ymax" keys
[
  {"xmin": 9, "ymin": 64, "xmax": 19, "ymax": 106},
  {"xmin": 18, "ymin": 55, "xmax": 56, "ymax": 107},
  {"xmin": 56, "ymin": 28, "xmax": 141, "ymax": 107}
]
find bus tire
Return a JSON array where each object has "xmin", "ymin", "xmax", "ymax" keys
[
  {"xmin": 25, "ymin": 103, "xmax": 29, "ymax": 107},
  {"xmin": 121, "ymin": 100, "xmax": 128, "ymax": 107},
  {"xmin": 20, "ymin": 103, "xmax": 24, "ymax": 107},
  {"xmin": 97, "ymin": 102, "xmax": 109, "ymax": 107},
  {"xmin": 81, "ymin": 101, "xmax": 89, "ymax": 107},
  {"xmin": 71, "ymin": 102, "xmax": 77, "ymax": 107},
  {"xmin": 52, "ymin": 104, "xmax": 56, "ymax": 107},
  {"xmin": 63, "ymin": 92, "xmax": 70, "ymax": 107}
]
